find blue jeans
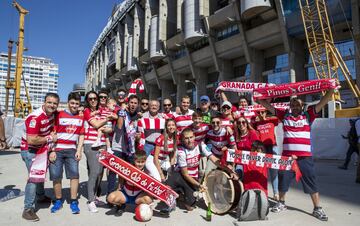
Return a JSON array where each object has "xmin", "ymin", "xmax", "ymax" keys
[
  {"xmin": 49, "ymin": 149, "xmax": 79, "ymax": 181},
  {"xmin": 107, "ymin": 150, "xmax": 123, "ymax": 195},
  {"xmin": 268, "ymin": 145, "xmax": 279, "ymax": 196},
  {"xmin": 21, "ymin": 150, "xmax": 46, "ymax": 210},
  {"xmin": 144, "ymin": 143, "xmax": 155, "ymax": 156}
]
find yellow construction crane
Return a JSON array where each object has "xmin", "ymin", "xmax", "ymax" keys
[
  {"xmin": 298, "ymin": 0, "xmax": 360, "ymax": 117},
  {"xmin": 5, "ymin": 1, "xmax": 32, "ymax": 118}
]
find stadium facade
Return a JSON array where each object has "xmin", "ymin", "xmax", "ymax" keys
[{"xmin": 85, "ymin": 0, "xmax": 360, "ymax": 108}]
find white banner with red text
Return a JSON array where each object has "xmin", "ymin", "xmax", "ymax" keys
[{"xmin": 223, "ymin": 149, "xmax": 302, "ymax": 181}]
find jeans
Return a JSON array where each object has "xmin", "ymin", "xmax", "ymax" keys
[
  {"xmin": 268, "ymin": 145, "xmax": 279, "ymax": 196},
  {"xmin": 21, "ymin": 150, "xmax": 46, "ymax": 210},
  {"xmin": 144, "ymin": 143, "xmax": 155, "ymax": 156},
  {"xmin": 107, "ymin": 150, "xmax": 123, "ymax": 194},
  {"xmin": 49, "ymin": 149, "xmax": 79, "ymax": 181}
]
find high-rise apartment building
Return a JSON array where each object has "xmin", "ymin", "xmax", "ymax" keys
[{"xmin": 0, "ymin": 53, "xmax": 59, "ymax": 115}]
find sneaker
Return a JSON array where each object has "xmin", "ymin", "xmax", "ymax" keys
[
  {"xmin": 159, "ymin": 205, "xmax": 176, "ymax": 215},
  {"xmin": 94, "ymin": 197, "xmax": 106, "ymax": 206},
  {"xmin": 70, "ymin": 200, "xmax": 80, "ymax": 214},
  {"xmin": 22, "ymin": 209, "xmax": 39, "ymax": 222},
  {"xmin": 106, "ymin": 205, "xmax": 125, "ymax": 216},
  {"xmin": 271, "ymin": 201, "xmax": 287, "ymax": 213},
  {"xmin": 107, "ymin": 147, "xmax": 114, "ymax": 154},
  {"xmin": 51, "ymin": 199, "xmax": 63, "ymax": 213},
  {"xmin": 37, "ymin": 195, "xmax": 52, "ymax": 203},
  {"xmin": 87, "ymin": 201, "xmax": 98, "ymax": 213},
  {"xmin": 338, "ymin": 165, "xmax": 347, "ymax": 170},
  {"xmin": 313, "ymin": 207, "xmax": 328, "ymax": 221}
]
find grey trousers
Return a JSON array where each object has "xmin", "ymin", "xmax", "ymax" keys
[{"xmin": 84, "ymin": 144, "xmax": 104, "ymax": 202}]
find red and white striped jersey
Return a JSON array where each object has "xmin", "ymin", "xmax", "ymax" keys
[
  {"xmin": 191, "ymin": 123, "xmax": 210, "ymax": 143},
  {"xmin": 177, "ymin": 142, "xmax": 212, "ymax": 179},
  {"xmin": 173, "ymin": 109, "xmax": 194, "ymax": 133},
  {"xmin": 83, "ymin": 108, "xmax": 106, "ymax": 145},
  {"xmin": 162, "ymin": 111, "xmax": 174, "ymax": 120},
  {"xmin": 21, "ymin": 107, "xmax": 55, "ymax": 151},
  {"xmin": 221, "ymin": 117, "xmax": 234, "ymax": 130},
  {"xmin": 233, "ymin": 108, "xmax": 257, "ymax": 122},
  {"xmin": 54, "ymin": 110, "xmax": 84, "ymax": 151},
  {"xmin": 123, "ymin": 179, "xmax": 142, "ymax": 197},
  {"xmin": 276, "ymin": 106, "xmax": 317, "ymax": 157},
  {"xmin": 206, "ymin": 127, "xmax": 236, "ymax": 157},
  {"xmin": 137, "ymin": 117, "xmax": 165, "ymax": 150},
  {"xmin": 151, "ymin": 134, "xmax": 175, "ymax": 160}
]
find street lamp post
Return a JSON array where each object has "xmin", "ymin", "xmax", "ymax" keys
[{"xmin": 185, "ymin": 79, "xmax": 197, "ymax": 108}]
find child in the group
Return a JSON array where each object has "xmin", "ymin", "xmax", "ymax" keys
[
  {"xmin": 107, "ymin": 150, "xmax": 153, "ymax": 216},
  {"xmin": 92, "ymin": 98, "xmax": 118, "ymax": 152},
  {"xmin": 242, "ymin": 140, "xmax": 269, "ymax": 196}
]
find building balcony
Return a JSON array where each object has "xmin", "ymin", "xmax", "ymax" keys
[{"xmin": 208, "ymin": 4, "xmax": 236, "ymax": 29}]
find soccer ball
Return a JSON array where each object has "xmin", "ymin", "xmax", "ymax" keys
[{"xmin": 135, "ymin": 204, "xmax": 153, "ymax": 222}]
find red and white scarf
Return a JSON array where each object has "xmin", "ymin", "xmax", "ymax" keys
[
  {"xmin": 253, "ymin": 79, "xmax": 339, "ymax": 100},
  {"xmin": 223, "ymin": 149, "xmax": 302, "ymax": 182},
  {"xmin": 243, "ymin": 102, "xmax": 290, "ymax": 112},
  {"xmin": 215, "ymin": 81, "xmax": 274, "ymax": 94},
  {"xmin": 98, "ymin": 151, "xmax": 178, "ymax": 207},
  {"xmin": 28, "ymin": 144, "xmax": 52, "ymax": 183},
  {"xmin": 128, "ymin": 78, "xmax": 145, "ymax": 97}
]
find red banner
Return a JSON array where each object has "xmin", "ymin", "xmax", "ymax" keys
[
  {"xmin": 253, "ymin": 79, "xmax": 339, "ymax": 100},
  {"xmin": 223, "ymin": 149, "xmax": 302, "ymax": 182},
  {"xmin": 98, "ymin": 151, "xmax": 178, "ymax": 207}
]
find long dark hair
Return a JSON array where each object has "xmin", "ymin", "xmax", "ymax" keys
[
  {"xmin": 84, "ymin": 91, "xmax": 99, "ymax": 110},
  {"xmin": 163, "ymin": 118, "xmax": 177, "ymax": 153}
]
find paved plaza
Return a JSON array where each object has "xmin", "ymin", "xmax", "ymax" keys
[{"xmin": 0, "ymin": 149, "xmax": 359, "ymax": 226}]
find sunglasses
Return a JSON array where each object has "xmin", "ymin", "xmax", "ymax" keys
[
  {"xmin": 163, "ymin": 104, "xmax": 171, "ymax": 107},
  {"xmin": 141, "ymin": 103, "xmax": 149, "ymax": 106},
  {"xmin": 88, "ymin": 97, "xmax": 98, "ymax": 101},
  {"xmin": 238, "ymin": 120, "xmax": 247, "ymax": 125},
  {"xmin": 99, "ymin": 95, "xmax": 108, "ymax": 99},
  {"xmin": 211, "ymin": 121, "xmax": 221, "ymax": 125}
]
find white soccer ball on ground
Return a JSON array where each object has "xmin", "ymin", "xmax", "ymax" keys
[{"xmin": 135, "ymin": 203, "xmax": 153, "ymax": 222}]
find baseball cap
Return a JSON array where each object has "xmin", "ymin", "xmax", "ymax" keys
[
  {"xmin": 200, "ymin": 95, "xmax": 210, "ymax": 102},
  {"xmin": 221, "ymin": 101, "xmax": 232, "ymax": 108}
]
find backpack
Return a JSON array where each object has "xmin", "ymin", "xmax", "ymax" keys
[{"xmin": 236, "ymin": 189, "xmax": 269, "ymax": 221}]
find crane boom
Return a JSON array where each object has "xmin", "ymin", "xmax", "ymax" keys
[
  {"xmin": 12, "ymin": 1, "xmax": 32, "ymax": 117},
  {"xmin": 298, "ymin": 0, "xmax": 360, "ymax": 105}
]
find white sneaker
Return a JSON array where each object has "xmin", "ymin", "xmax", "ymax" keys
[
  {"xmin": 91, "ymin": 139, "xmax": 102, "ymax": 148},
  {"xmin": 107, "ymin": 147, "xmax": 114, "ymax": 154},
  {"xmin": 87, "ymin": 201, "xmax": 98, "ymax": 213}
]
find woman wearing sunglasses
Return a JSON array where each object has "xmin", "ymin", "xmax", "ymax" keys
[
  {"xmin": 234, "ymin": 116, "xmax": 259, "ymax": 152},
  {"xmin": 83, "ymin": 91, "xmax": 114, "ymax": 213}
]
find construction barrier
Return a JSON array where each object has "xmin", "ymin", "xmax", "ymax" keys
[{"xmin": 4, "ymin": 116, "xmax": 25, "ymax": 148}]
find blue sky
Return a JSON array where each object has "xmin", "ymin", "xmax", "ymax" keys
[{"xmin": 0, "ymin": 0, "xmax": 121, "ymax": 101}]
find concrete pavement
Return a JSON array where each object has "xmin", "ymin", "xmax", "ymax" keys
[{"xmin": 0, "ymin": 149, "xmax": 359, "ymax": 226}]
